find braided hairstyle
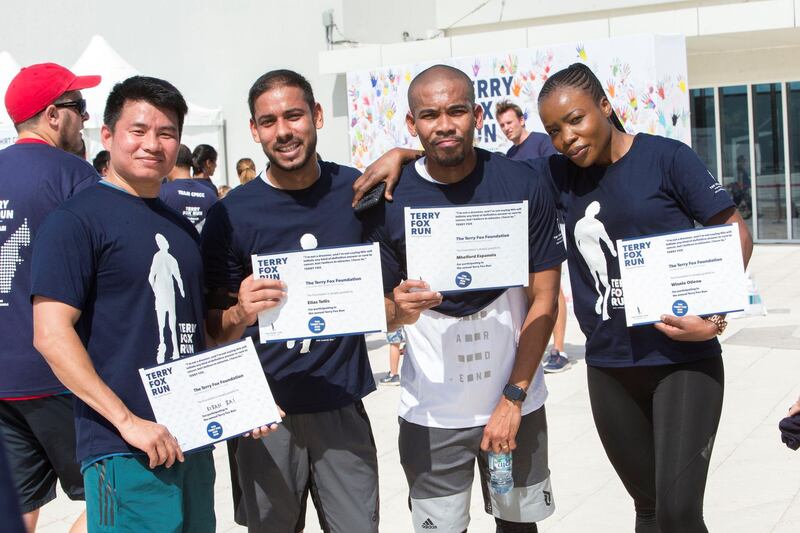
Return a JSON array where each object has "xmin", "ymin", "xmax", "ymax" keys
[{"xmin": 538, "ymin": 63, "xmax": 626, "ymax": 133}]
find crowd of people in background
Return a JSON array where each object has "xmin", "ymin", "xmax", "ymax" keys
[{"xmin": 0, "ymin": 56, "xmax": 771, "ymax": 533}]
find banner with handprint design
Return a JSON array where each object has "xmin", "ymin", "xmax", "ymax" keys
[{"xmin": 346, "ymin": 34, "xmax": 688, "ymax": 169}]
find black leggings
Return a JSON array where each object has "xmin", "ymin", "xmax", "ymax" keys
[{"xmin": 587, "ymin": 356, "xmax": 724, "ymax": 533}]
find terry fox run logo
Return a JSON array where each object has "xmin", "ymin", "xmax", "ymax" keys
[
  {"xmin": 574, "ymin": 201, "xmax": 624, "ymax": 320},
  {"xmin": 421, "ymin": 517, "xmax": 438, "ymax": 529},
  {"xmin": 672, "ymin": 299, "xmax": 689, "ymax": 316},
  {"xmin": 308, "ymin": 316, "xmax": 326, "ymax": 334},
  {"xmin": 206, "ymin": 421, "xmax": 223, "ymax": 439},
  {"xmin": 149, "ymin": 233, "xmax": 194, "ymax": 364},
  {"xmin": 455, "ymin": 271, "xmax": 472, "ymax": 288}
]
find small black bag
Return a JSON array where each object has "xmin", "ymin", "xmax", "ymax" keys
[{"xmin": 778, "ymin": 414, "xmax": 800, "ymax": 450}]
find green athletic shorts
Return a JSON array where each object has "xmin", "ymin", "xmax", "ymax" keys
[{"xmin": 83, "ymin": 451, "xmax": 215, "ymax": 532}]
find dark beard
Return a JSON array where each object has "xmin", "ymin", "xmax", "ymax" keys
[
  {"xmin": 429, "ymin": 147, "xmax": 467, "ymax": 167},
  {"xmin": 60, "ymin": 131, "xmax": 84, "ymax": 157},
  {"xmin": 266, "ymin": 142, "xmax": 315, "ymax": 172}
]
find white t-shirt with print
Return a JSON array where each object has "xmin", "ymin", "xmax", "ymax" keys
[
  {"xmin": 399, "ymin": 288, "xmax": 548, "ymax": 429},
  {"xmin": 398, "ymin": 159, "xmax": 548, "ymax": 429}
]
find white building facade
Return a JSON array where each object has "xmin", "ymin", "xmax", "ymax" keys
[
  {"xmin": 323, "ymin": 0, "xmax": 800, "ymax": 243},
  {"xmin": 2, "ymin": 1, "xmax": 798, "ymax": 242}
]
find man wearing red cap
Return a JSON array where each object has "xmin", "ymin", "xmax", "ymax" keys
[{"xmin": 0, "ymin": 62, "xmax": 100, "ymax": 533}]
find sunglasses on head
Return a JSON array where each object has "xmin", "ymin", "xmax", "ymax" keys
[{"xmin": 53, "ymin": 98, "xmax": 87, "ymax": 116}]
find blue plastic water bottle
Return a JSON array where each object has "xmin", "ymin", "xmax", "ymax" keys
[{"xmin": 488, "ymin": 451, "xmax": 513, "ymax": 495}]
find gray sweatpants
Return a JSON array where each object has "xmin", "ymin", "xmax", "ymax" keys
[{"xmin": 230, "ymin": 401, "xmax": 379, "ymax": 532}]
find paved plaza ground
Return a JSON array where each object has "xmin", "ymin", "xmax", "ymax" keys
[{"xmin": 37, "ymin": 244, "xmax": 800, "ymax": 532}]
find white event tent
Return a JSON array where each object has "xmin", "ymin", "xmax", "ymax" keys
[
  {"xmin": 72, "ymin": 35, "xmax": 228, "ymax": 184},
  {"xmin": 0, "ymin": 51, "xmax": 21, "ymax": 150}
]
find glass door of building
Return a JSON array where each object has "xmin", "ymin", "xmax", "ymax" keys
[{"xmin": 690, "ymin": 82, "xmax": 800, "ymax": 242}]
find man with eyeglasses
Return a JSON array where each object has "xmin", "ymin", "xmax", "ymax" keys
[{"xmin": 0, "ymin": 62, "xmax": 100, "ymax": 533}]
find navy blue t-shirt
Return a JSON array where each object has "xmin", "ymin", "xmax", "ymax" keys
[
  {"xmin": 0, "ymin": 141, "xmax": 98, "ymax": 398},
  {"xmin": 200, "ymin": 162, "xmax": 376, "ymax": 414},
  {"xmin": 194, "ymin": 178, "xmax": 218, "ymax": 197},
  {"xmin": 30, "ymin": 184, "xmax": 206, "ymax": 462},
  {"xmin": 537, "ymin": 133, "xmax": 736, "ymax": 367},
  {"xmin": 368, "ymin": 148, "xmax": 566, "ymax": 317},
  {"xmin": 506, "ymin": 131, "xmax": 557, "ymax": 161},
  {"xmin": 159, "ymin": 179, "xmax": 218, "ymax": 229}
]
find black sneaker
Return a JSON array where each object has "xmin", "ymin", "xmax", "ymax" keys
[
  {"xmin": 379, "ymin": 373, "xmax": 400, "ymax": 385},
  {"xmin": 544, "ymin": 351, "xmax": 572, "ymax": 373}
]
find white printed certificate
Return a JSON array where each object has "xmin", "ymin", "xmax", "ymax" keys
[
  {"xmin": 139, "ymin": 338, "xmax": 280, "ymax": 452},
  {"xmin": 404, "ymin": 201, "xmax": 529, "ymax": 293},
  {"xmin": 251, "ymin": 243, "xmax": 386, "ymax": 343},
  {"xmin": 617, "ymin": 224, "xmax": 746, "ymax": 326}
]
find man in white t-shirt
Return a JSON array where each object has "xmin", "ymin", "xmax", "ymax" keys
[{"xmin": 367, "ymin": 65, "xmax": 565, "ymax": 532}]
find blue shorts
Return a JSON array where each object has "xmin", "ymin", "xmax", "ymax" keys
[{"xmin": 83, "ymin": 451, "xmax": 215, "ymax": 532}]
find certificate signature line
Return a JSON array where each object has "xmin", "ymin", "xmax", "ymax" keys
[
  {"xmin": 197, "ymin": 389, "xmax": 239, "ymax": 401},
  {"xmin": 671, "ymin": 270, "xmax": 714, "ymax": 279}
]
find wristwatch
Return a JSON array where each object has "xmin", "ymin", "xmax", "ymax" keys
[
  {"xmin": 704, "ymin": 314, "xmax": 728, "ymax": 336},
  {"xmin": 503, "ymin": 383, "xmax": 527, "ymax": 403}
]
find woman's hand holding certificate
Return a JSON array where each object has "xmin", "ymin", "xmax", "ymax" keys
[
  {"xmin": 617, "ymin": 224, "xmax": 747, "ymax": 327},
  {"xmin": 653, "ymin": 314, "xmax": 720, "ymax": 341}
]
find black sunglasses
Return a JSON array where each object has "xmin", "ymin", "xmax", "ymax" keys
[{"xmin": 54, "ymin": 98, "xmax": 87, "ymax": 116}]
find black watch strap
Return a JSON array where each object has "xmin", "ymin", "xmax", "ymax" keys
[{"xmin": 503, "ymin": 383, "xmax": 527, "ymax": 403}]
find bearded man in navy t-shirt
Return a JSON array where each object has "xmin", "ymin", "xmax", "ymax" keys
[
  {"xmin": 30, "ymin": 76, "xmax": 236, "ymax": 533},
  {"xmin": 0, "ymin": 61, "xmax": 101, "ymax": 531},
  {"xmin": 201, "ymin": 69, "xmax": 379, "ymax": 533}
]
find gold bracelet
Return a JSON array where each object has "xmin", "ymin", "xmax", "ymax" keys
[{"xmin": 704, "ymin": 314, "xmax": 728, "ymax": 336}]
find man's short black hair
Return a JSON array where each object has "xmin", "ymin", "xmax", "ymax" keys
[
  {"xmin": 248, "ymin": 69, "xmax": 315, "ymax": 119},
  {"xmin": 92, "ymin": 150, "xmax": 109, "ymax": 174},
  {"xmin": 103, "ymin": 76, "xmax": 188, "ymax": 134},
  {"xmin": 175, "ymin": 144, "xmax": 192, "ymax": 169}
]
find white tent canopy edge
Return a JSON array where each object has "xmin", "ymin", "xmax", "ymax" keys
[{"xmin": 71, "ymin": 35, "xmax": 228, "ymax": 185}]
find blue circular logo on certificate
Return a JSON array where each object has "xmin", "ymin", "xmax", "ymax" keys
[
  {"xmin": 308, "ymin": 316, "xmax": 326, "ymax": 334},
  {"xmin": 206, "ymin": 421, "xmax": 223, "ymax": 439},
  {"xmin": 672, "ymin": 300, "xmax": 689, "ymax": 316},
  {"xmin": 455, "ymin": 271, "xmax": 472, "ymax": 288}
]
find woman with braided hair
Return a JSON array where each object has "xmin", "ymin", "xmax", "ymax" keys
[{"xmin": 535, "ymin": 62, "xmax": 752, "ymax": 532}]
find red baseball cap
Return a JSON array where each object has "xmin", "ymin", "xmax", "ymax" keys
[{"xmin": 4, "ymin": 62, "xmax": 101, "ymax": 124}]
